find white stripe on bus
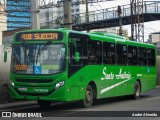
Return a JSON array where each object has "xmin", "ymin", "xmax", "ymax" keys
[{"xmin": 100, "ymin": 77, "xmax": 133, "ymax": 94}]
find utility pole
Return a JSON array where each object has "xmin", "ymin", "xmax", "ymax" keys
[
  {"xmin": 130, "ymin": 0, "xmax": 144, "ymax": 42},
  {"xmin": 31, "ymin": 0, "xmax": 40, "ymax": 29},
  {"xmin": 86, "ymin": 0, "xmax": 89, "ymax": 32},
  {"xmin": 130, "ymin": 0, "xmax": 135, "ymax": 40},
  {"xmin": 117, "ymin": 5, "xmax": 122, "ymax": 36},
  {"xmin": 63, "ymin": 0, "xmax": 72, "ymax": 29}
]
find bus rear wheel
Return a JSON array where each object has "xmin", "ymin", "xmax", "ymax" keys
[
  {"xmin": 133, "ymin": 81, "xmax": 141, "ymax": 99},
  {"xmin": 37, "ymin": 100, "xmax": 51, "ymax": 109},
  {"xmin": 82, "ymin": 85, "xmax": 94, "ymax": 108}
]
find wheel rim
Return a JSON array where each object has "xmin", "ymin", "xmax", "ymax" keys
[
  {"xmin": 135, "ymin": 85, "xmax": 140, "ymax": 97},
  {"xmin": 86, "ymin": 91, "xmax": 92, "ymax": 102},
  {"xmin": 85, "ymin": 88, "xmax": 93, "ymax": 104}
]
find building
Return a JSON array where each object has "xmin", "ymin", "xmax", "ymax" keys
[
  {"xmin": 0, "ymin": 2, "xmax": 7, "ymax": 45},
  {"xmin": 2, "ymin": 28, "xmax": 30, "ymax": 44},
  {"xmin": 39, "ymin": 0, "xmax": 86, "ymax": 29},
  {"xmin": 149, "ymin": 32, "xmax": 160, "ymax": 43},
  {"xmin": 148, "ymin": 32, "xmax": 160, "ymax": 54},
  {"xmin": 40, "ymin": 7, "xmax": 59, "ymax": 29},
  {"xmin": 6, "ymin": 0, "xmax": 31, "ymax": 30}
]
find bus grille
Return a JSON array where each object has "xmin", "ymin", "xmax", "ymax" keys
[
  {"xmin": 15, "ymin": 88, "xmax": 55, "ymax": 96},
  {"xmin": 16, "ymin": 79, "xmax": 53, "ymax": 83}
]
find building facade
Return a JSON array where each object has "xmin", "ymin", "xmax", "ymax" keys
[
  {"xmin": 149, "ymin": 32, "xmax": 160, "ymax": 43},
  {"xmin": 0, "ymin": 3, "xmax": 7, "ymax": 45},
  {"xmin": 39, "ymin": 0, "xmax": 86, "ymax": 29},
  {"xmin": 6, "ymin": 0, "xmax": 31, "ymax": 30}
]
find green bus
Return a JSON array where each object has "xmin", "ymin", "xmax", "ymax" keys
[{"xmin": 5, "ymin": 28, "xmax": 157, "ymax": 108}]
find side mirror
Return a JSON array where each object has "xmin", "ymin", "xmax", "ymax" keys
[
  {"xmin": 75, "ymin": 52, "xmax": 80, "ymax": 62},
  {"xmin": 4, "ymin": 51, "xmax": 7, "ymax": 62}
]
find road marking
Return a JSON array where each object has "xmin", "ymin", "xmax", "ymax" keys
[{"xmin": 146, "ymin": 96, "xmax": 160, "ymax": 101}]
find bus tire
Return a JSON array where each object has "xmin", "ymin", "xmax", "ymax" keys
[
  {"xmin": 133, "ymin": 81, "xmax": 141, "ymax": 99},
  {"xmin": 37, "ymin": 100, "xmax": 51, "ymax": 109},
  {"xmin": 82, "ymin": 85, "xmax": 94, "ymax": 108}
]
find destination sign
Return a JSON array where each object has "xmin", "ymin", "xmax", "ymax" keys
[{"xmin": 16, "ymin": 32, "xmax": 63, "ymax": 41}]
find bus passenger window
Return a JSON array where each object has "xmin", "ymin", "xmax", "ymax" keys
[
  {"xmin": 69, "ymin": 44, "xmax": 83, "ymax": 65},
  {"xmin": 138, "ymin": 47, "xmax": 147, "ymax": 66},
  {"xmin": 147, "ymin": 48, "xmax": 155, "ymax": 66},
  {"xmin": 128, "ymin": 46, "xmax": 137, "ymax": 65},
  {"xmin": 116, "ymin": 44, "xmax": 127, "ymax": 65},
  {"xmin": 88, "ymin": 40, "xmax": 102, "ymax": 64},
  {"xmin": 103, "ymin": 42, "xmax": 115, "ymax": 64}
]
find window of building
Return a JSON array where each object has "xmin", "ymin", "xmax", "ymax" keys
[
  {"xmin": 116, "ymin": 44, "xmax": 127, "ymax": 65},
  {"xmin": 88, "ymin": 40, "xmax": 102, "ymax": 64},
  {"xmin": 103, "ymin": 42, "xmax": 115, "ymax": 64},
  {"xmin": 76, "ymin": 9, "xmax": 79, "ymax": 12}
]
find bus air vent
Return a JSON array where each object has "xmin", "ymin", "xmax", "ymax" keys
[{"xmin": 16, "ymin": 79, "xmax": 53, "ymax": 83}]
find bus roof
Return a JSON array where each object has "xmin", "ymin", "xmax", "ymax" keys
[
  {"xmin": 87, "ymin": 31, "xmax": 155, "ymax": 49},
  {"xmin": 14, "ymin": 28, "xmax": 155, "ymax": 49}
]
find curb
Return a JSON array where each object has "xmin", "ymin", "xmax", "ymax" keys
[{"xmin": 0, "ymin": 101, "xmax": 37, "ymax": 110}]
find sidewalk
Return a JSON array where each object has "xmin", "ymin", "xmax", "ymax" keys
[{"xmin": 0, "ymin": 101, "xmax": 37, "ymax": 110}]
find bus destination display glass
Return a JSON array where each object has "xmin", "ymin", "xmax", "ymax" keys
[{"xmin": 16, "ymin": 32, "xmax": 63, "ymax": 41}]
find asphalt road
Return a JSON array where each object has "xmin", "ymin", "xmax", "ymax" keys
[{"xmin": 0, "ymin": 86, "xmax": 160, "ymax": 119}]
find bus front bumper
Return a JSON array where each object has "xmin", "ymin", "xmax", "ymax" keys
[{"xmin": 9, "ymin": 85, "xmax": 68, "ymax": 102}]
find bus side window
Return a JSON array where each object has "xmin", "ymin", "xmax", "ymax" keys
[
  {"xmin": 69, "ymin": 44, "xmax": 83, "ymax": 65},
  {"xmin": 147, "ymin": 48, "xmax": 155, "ymax": 66},
  {"xmin": 128, "ymin": 46, "xmax": 137, "ymax": 65},
  {"xmin": 103, "ymin": 42, "xmax": 115, "ymax": 64},
  {"xmin": 116, "ymin": 44, "xmax": 127, "ymax": 65},
  {"xmin": 88, "ymin": 40, "xmax": 102, "ymax": 64},
  {"xmin": 133, "ymin": 47, "xmax": 138, "ymax": 65},
  {"xmin": 138, "ymin": 47, "xmax": 147, "ymax": 66}
]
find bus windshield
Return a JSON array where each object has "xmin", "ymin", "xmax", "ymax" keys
[{"xmin": 11, "ymin": 44, "xmax": 66, "ymax": 75}]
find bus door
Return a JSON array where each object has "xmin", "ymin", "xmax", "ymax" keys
[{"xmin": 68, "ymin": 33, "xmax": 88, "ymax": 100}]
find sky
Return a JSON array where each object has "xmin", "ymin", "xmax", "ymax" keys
[{"xmin": 45, "ymin": 0, "xmax": 160, "ymax": 41}]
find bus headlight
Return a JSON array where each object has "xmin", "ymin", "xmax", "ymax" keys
[
  {"xmin": 55, "ymin": 81, "xmax": 64, "ymax": 90},
  {"xmin": 10, "ymin": 80, "xmax": 15, "ymax": 87}
]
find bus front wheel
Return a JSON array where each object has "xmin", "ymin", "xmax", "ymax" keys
[
  {"xmin": 133, "ymin": 81, "xmax": 141, "ymax": 99},
  {"xmin": 37, "ymin": 100, "xmax": 51, "ymax": 109},
  {"xmin": 82, "ymin": 85, "xmax": 94, "ymax": 108}
]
